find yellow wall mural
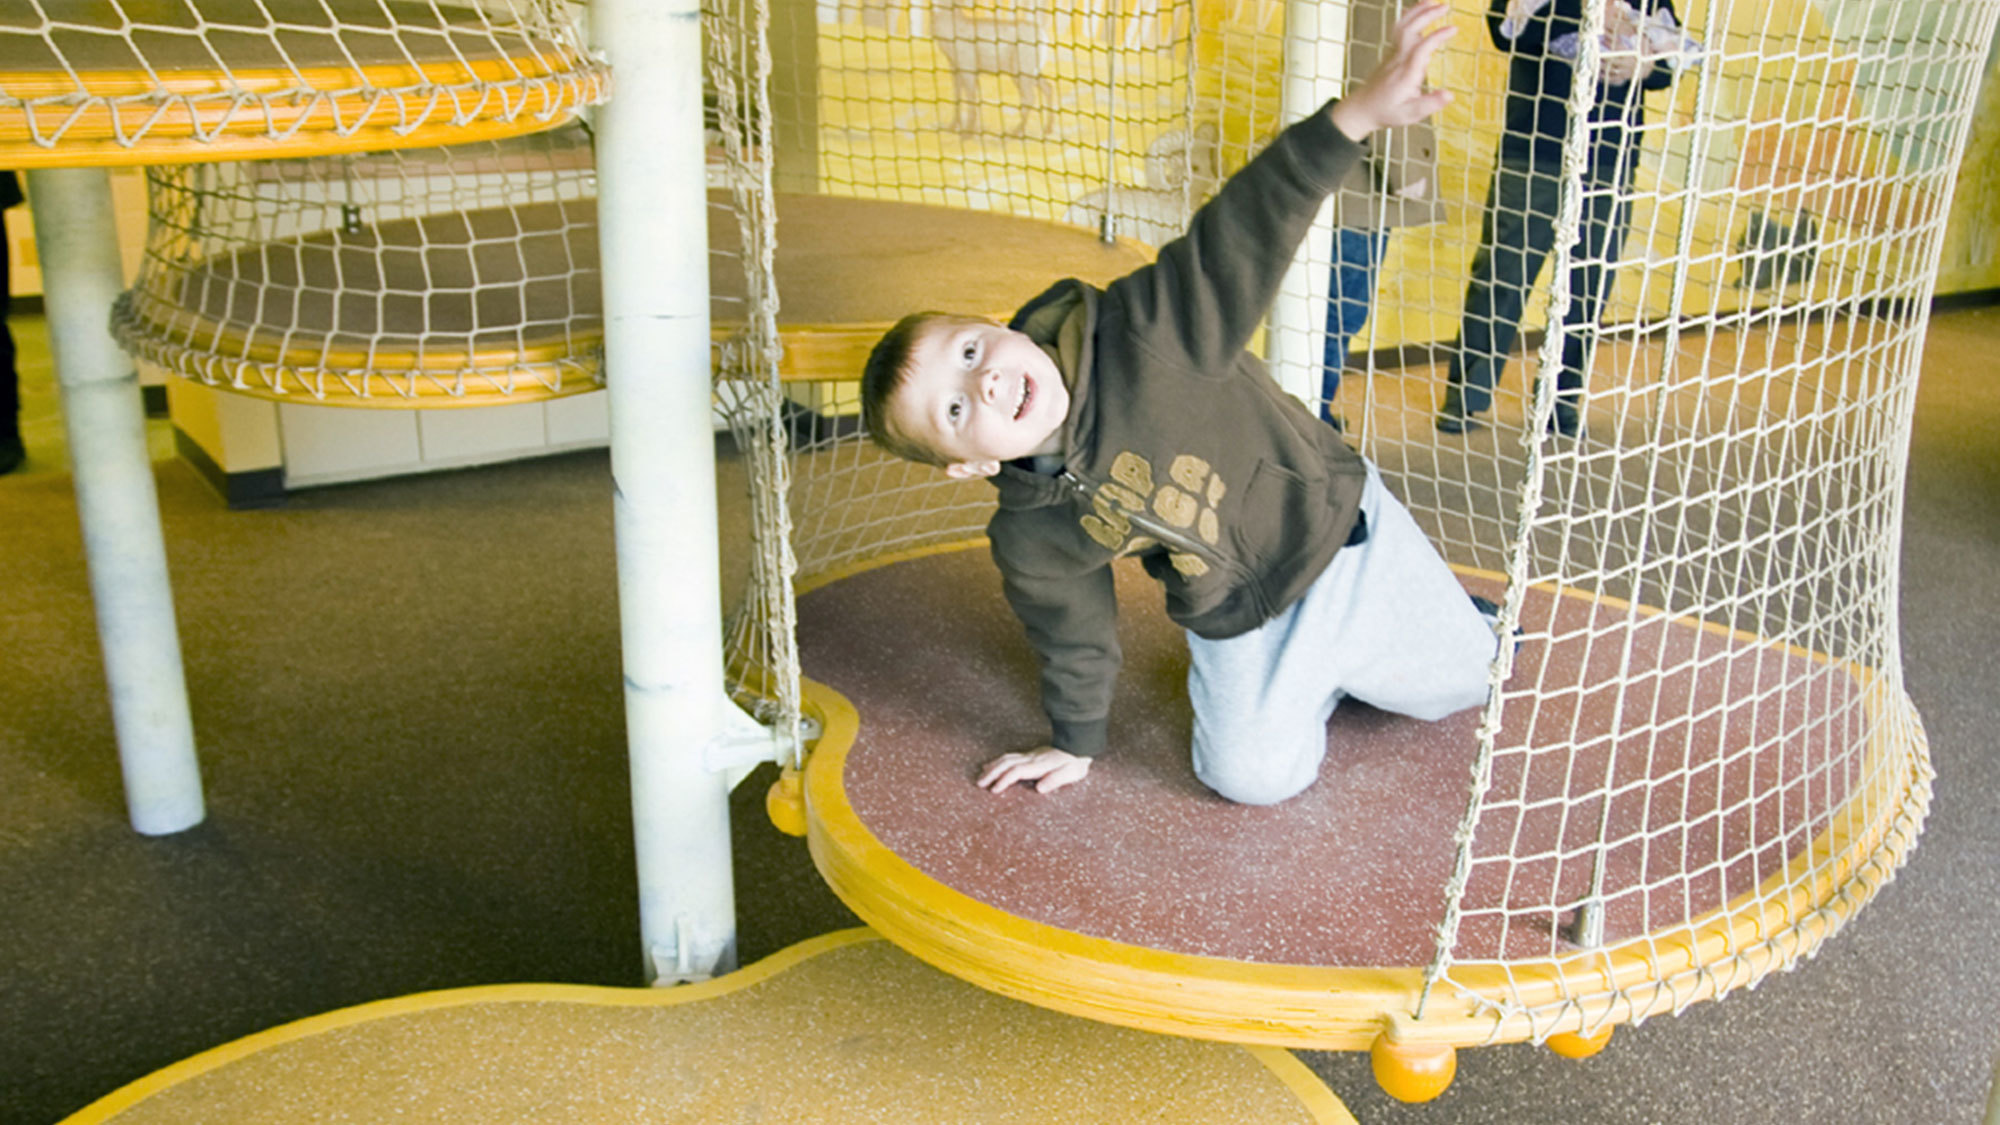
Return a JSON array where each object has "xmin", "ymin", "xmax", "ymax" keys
[
  {"xmin": 1938, "ymin": 32, "xmax": 2000, "ymax": 293},
  {"xmin": 807, "ymin": 0, "xmax": 1996, "ymax": 354}
]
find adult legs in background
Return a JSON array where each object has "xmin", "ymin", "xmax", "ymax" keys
[
  {"xmin": 0, "ymin": 171, "xmax": 19, "ymax": 475},
  {"xmin": 1319, "ymin": 228, "xmax": 1390, "ymax": 429},
  {"xmin": 1438, "ymin": 157, "xmax": 1630, "ymax": 436},
  {"xmin": 1438, "ymin": 156, "xmax": 1554, "ymax": 431},
  {"xmin": 1549, "ymin": 175, "xmax": 1632, "ymax": 437},
  {"xmin": 0, "ymin": 204, "xmax": 18, "ymax": 476}
]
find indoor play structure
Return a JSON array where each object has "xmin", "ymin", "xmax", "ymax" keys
[
  {"xmin": 0, "ymin": 0, "xmax": 606, "ymax": 835},
  {"xmin": 711, "ymin": 0, "xmax": 1998, "ymax": 1102},
  {"xmin": 14, "ymin": 0, "xmax": 2000, "ymax": 1114}
]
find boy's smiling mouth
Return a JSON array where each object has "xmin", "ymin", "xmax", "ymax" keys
[{"xmin": 1014, "ymin": 375, "xmax": 1035, "ymax": 421}]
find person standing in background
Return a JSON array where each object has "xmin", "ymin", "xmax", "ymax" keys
[
  {"xmin": 1435, "ymin": 0, "xmax": 1689, "ymax": 439},
  {"xmin": 1320, "ymin": 0, "xmax": 1446, "ymax": 432},
  {"xmin": 0, "ymin": 171, "xmax": 24, "ymax": 474}
]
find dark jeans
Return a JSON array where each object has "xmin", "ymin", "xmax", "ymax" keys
[
  {"xmin": 1320, "ymin": 227, "xmax": 1390, "ymax": 423},
  {"xmin": 1448, "ymin": 153, "xmax": 1633, "ymax": 415},
  {"xmin": 0, "ymin": 171, "xmax": 15, "ymax": 432}
]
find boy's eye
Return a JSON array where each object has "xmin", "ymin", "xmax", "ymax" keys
[
  {"xmin": 946, "ymin": 399, "xmax": 965, "ymax": 423},
  {"xmin": 961, "ymin": 340, "xmax": 979, "ymax": 364}
]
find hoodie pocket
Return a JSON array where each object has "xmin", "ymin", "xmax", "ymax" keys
[{"xmin": 1236, "ymin": 458, "xmax": 1324, "ymax": 581}]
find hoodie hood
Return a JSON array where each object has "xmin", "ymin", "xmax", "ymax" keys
[{"xmin": 995, "ymin": 281, "xmax": 1096, "ymax": 505}]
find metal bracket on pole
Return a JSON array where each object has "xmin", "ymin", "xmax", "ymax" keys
[
  {"xmin": 702, "ymin": 699, "xmax": 821, "ymax": 789},
  {"xmin": 648, "ymin": 914, "xmax": 734, "ymax": 986},
  {"xmin": 1564, "ymin": 900, "xmax": 1606, "ymax": 950}
]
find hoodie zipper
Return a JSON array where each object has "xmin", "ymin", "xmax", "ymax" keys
[{"xmin": 1058, "ymin": 468, "xmax": 1233, "ymax": 575}]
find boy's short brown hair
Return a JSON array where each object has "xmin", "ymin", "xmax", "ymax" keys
[{"xmin": 860, "ymin": 311, "xmax": 954, "ymax": 467}]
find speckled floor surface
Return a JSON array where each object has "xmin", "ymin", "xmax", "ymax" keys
[
  {"xmin": 3, "ymin": 304, "xmax": 1998, "ymax": 1125},
  {"xmin": 803, "ymin": 553, "xmax": 1860, "ymax": 966},
  {"xmin": 68, "ymin": 932, "xmax": 1344, "ymax": 1125}
]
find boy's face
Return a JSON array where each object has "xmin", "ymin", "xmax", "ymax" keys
[{"xmin": 890, "ymin": 317, "xmax": 1070, "ymax": 479}]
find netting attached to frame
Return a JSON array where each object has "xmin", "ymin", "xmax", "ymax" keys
[
  {"xmin": 0, "ymin": 0, "xmax": 608, "ymax": 166},
  {"xmin": 708, "ymin": 0, "xmax": 1995, "ymax": 1046},
  {"xmin": 113, "ymin": 121, "xmax": 602, "ymax": 403}
]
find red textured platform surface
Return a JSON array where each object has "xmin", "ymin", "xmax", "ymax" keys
[{"xmin": 798, "ymin": 548, "xmax": 1860, "ymax": 968}]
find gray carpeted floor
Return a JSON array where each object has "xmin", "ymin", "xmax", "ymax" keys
[{"xmin": 2, "ymin": 305, "xmax": 1996, "ymax": 1124}]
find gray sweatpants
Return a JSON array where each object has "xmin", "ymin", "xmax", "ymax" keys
[{"xmin": 1186, "ymin": 464, "xmax": 1498, "ymax": 805}]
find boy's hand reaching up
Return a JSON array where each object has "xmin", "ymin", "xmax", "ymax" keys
[
  {"xmin": 978, "ymin": 746, "xmax": 1092, "ymax": 795},
  {"xmin": 1329, "ymin": 2, "xmax": 1458, "ymax": 141}
]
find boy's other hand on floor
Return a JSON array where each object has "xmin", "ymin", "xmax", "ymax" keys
[
  {"xmin": 1329, "ymin": 1, "xmax": 1458, "ymax": 140},
  {"xmin": 978, "ymin": 747, "xmax": 1093, "ymax": 795}
]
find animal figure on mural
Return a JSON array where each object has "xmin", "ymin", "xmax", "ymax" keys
[
  {"xmin": 929, "ymin": 0, "xmax": 1057, "ymax": 136},
  {"xmin": 1061, "ymin": 122, "xmax": 1221, "ymax": 247}
]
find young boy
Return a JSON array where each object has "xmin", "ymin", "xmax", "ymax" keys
[{"xmin": 859, "ymin": 3, "xmax": 1496, "ymax": 805}]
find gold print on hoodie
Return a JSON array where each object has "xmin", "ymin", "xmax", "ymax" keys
[
  {"xmin": 1080, "ymin": 451, "xmax": 1225, "ymax": 577},
  {"xmin": 1080, "ymin": 492, "xmax": 1130, "ymax": 550},
  {"xmin": 1110, "ymin": 451, "xmax": 1154, "ymax": 496}
]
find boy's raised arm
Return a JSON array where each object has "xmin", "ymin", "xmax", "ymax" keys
[
  {"xmin": 1329, "ymin": 3, "xmax": 1457, "ymax": 141},
  {"xmin": 1107, "ymin": 4, "xmax": 1454, "ymax": 378}
]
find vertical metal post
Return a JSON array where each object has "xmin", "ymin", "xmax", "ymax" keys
[
  {"xmin": 27, "ymin": 167, "xmax": 204, "ymax": 837},
  {"xmin": 591, "ymin": 0, "xmax": 740, "ymax": 982},
  {"xmin": 1268, "ymin": 0, "xmax": 1346, "ymax": 406}
]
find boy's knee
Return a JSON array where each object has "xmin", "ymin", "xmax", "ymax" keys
[
  {"xmin": 1193, "ymin": 749, "xmax": 1318, "ymax": 807},
  {"xmin": 1401, "ymin": 652, "xmax": 1495, "ymax": 722}
]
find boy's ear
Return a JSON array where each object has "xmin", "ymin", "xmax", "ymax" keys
[{"xmin": 944, "ymin": 459, "xmax": 1002, "ymax": 480}]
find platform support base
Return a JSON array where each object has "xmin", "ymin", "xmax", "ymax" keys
[
  {"xmin": 767, "ymin": 767, "xmax": 807, "ymax": 837},
  {"xmin": 1547, "ymin": 1024, "xmax": 1615, "ymax": 1059},
  {"xmin": 1370, "ymin": 1033, "xmax": 1456, "ymax": 1103}
]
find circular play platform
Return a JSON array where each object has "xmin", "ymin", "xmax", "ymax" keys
[
  {"xmin": 113, "ymin": 191, "xmax": 1151, "ymax": 402},
  {"xmin": 797, "ymin": 546, "xmax": 1927, "ymax": 1063}
]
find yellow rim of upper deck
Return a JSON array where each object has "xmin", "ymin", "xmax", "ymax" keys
[{"xmin": 0, "ymin": 0, "xmax": 606, "ymax": 167}]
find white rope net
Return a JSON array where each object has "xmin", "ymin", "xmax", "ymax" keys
[
  {"xmin": 0, "ymin": 0, "xmax": 607, "ymax": 161},
  {"xmin": 708, "ymin": 0, "xmax": 801, "ymax": 753},
  {"xmin": 708, "ymin": 0, "xmax": 1992, "ymax": 1042},
  {"xmin": 113, "ymin": 120, "xmax": 602, "ymax": 402},
  {"xmin": 1403, "ymin": 0, "xmax": 1991, "ymax": 1041},
  {"xmin": 713, "ymin": 0, "xmax": 1204, "ymax": 743}
]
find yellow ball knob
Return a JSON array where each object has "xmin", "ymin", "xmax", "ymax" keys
[
  {"xmin": 1370, "ymin": 1034, "xmax": 1457, "ymax": 1103},
  {"xmin": 766, "ymin": 767, "xmax": 807, "ymax": 837},
  {"xmin": 1547, "ymin": 1025, "xmax": 1614, "ymax": 1059}
]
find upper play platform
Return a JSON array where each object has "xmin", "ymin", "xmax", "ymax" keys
[{"xmin": 0, "ymin": 0, "xmax": 606, "ymax": 167}]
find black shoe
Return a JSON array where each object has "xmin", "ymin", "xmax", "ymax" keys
[
  {"xmin": 1435, "ymin": 386, "xmax": 1484, "ymax": 434},
  {"xmin": 1322, "ymin": 411, "xmax": 1346, "ymax": 434},
  {"xmin": 1469, "ymin": 592, "xmax": 1524, "ymax": 636},
  {"xmin": 0, "ymin": 431, "xmax": 21, "ymax": 476},
  {"xmin": 1548, "ymin": 403, "xmax": 1583, "ymax": 439}
]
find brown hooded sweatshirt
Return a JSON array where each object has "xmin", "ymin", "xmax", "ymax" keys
[{"xmin": 989, "ymin": 101, "xmax": 1371, "ymax": 758}]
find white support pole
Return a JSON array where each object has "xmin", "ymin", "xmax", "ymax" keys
[
  {"xmin": 27, "ymin": 167, "xmax": 205, "ymax": 837},
  {"xmin": 1268, "ymin": 0, "xmax": 1348, "ymax": 407},
  {"xmin": 591, "ymin": 0, "xmax": 740, "ymax": 982}
]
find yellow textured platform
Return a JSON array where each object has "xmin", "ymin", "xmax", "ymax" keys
[{"xmin": 61, "ymin": 929, "xmax": 1353, "ymax": 1125}]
